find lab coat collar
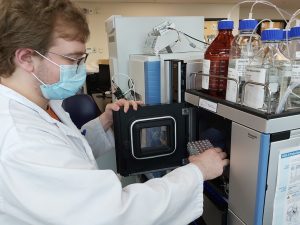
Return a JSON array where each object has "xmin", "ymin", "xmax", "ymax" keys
[
  {"xmin": 0, "ymin": 85, "xmax": 73, "ymax": 130},
  {"xmin": 0, "ymin": 84, "xmax": 97, "ymax": 164},
  {"xmin": 49, "ymin": 100, "xmax": 82, "ymax": 135},
  {"xmin": 0, "ymin": 84, "xmax": 56, "ymax": 122}
]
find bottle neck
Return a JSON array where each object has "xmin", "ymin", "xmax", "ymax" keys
[
  {"xmin": 239, "ymin": 29, "xmax": 256, "ymax": 35},
  {"xmin": 291, "ymin": 37, "xmax": 300, "ymax": 41},
  {"xmin": 218, "ymin": 29, "xmax": 233, "ymax": 34},
  {"xmin": 262, "ymin": 41, "xmax": 280, "ymax": 47},
  {"xmin": 261, "ymin": 41, "xmax": 289, "ymax": 61}
]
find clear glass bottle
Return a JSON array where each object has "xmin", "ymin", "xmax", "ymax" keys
[
  {"xmin": 202, "ymin": 20, "xmax": 234, "ymax": 99},
  {"xmin": 226, "ymin": 19, "xmax": 261, "ymax": 103},
  {"xmin": 243, "ymin": 29, "xmax": 290, "ymax": 113},
  {"xmin": 288, "ymin": 26, "xmax": 300, "ymax": 109}
]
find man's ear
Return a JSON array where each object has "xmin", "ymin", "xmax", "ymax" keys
[{"xmin": 14, "ymin": 48, "xmax": 35, "ymax": 73}]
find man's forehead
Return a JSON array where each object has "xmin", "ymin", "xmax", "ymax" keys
[{"xmin": 49, "ymin": 37, "xmax": 86, "ymax": 54}]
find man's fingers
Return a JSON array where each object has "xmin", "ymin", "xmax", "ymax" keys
[
  {"xmin": 219, "ymin": 152, "xmax": 227, "ymax": 159},
  {"xmin": 214, "ymin": 147, "xmax": 222, "ymax": 153},
  {"xmin": 112, "ymin": 99, "xmax": 143, "ymax": 112},
  {"xmin": 222, "ymin": 159, "xmax": 230, "ymax": 167},
  {"xmin": 129, "ymin": 100, "xmax": 138, "ymax": 110},
  {"xmin": 115, "ymin": 99, "xmax": 125, "ymax": 105},
  {"xmin": 135, "ymin": 101, "xmax": 143, "ymax": 105},
  {"xmin": 106, "ymin": 102, "xmax": 120, "ymax": 111},
  {"xmin": 123, "ymin": 101, "xmax": 130, "ymax": 112},
  {"xmin": 188, "ymin": 155, "xmax": 195, "ymax": 162}
]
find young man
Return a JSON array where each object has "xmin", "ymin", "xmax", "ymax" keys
[{"xmin": 0, "ymin": 0, "xmax": 229, "ymax": 224}]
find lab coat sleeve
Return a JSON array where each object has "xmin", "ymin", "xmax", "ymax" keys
[
  {"xmin": 3, "ymin": 142, "xmax": 203, "ymax": 225},
  {"xmin": 81, "ymin": 117, "xmax": 115, "ymax": 159}
]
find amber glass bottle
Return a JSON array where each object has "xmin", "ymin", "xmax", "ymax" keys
[{"xmin": 202, "ymin": 20, "xmax": 234, "ymax": 98}]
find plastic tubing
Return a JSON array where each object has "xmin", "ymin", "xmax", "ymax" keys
[
  {"xmin": 119, "ymin": 73, "xmax": 137, "ymax": 101},
  {"xmin": 227, "ymin": 0, "xmax": 291, "ymax": 22},
  {"xmin": 227, "ymin": 0, "xmax": 257, "ymax": 20},
  {"xmin": 276, "ymin": 82, "xmax": 300, "ymax": 114},
  {"xmin": 287, "ymin": 9, "xmax": 300, "ymax": 30},
  {"xmin": 284, "ymin": 9, "xmax": 300, "ymax": 59},
  {"xmin": 276, "ymin": 10, "xmax": 300, "ymax": 113},
  {"xmin": 227, "ymin": 0, "xmax": 290, "ymax": 61},
  {"xmin": 247, "ymin": 18, "xmax": 273, "ymax": 56},
  {"xmin": 249, "ymin": 1, "xmax": 290, "ymax": 23},
  {"xmin": 283, "ymin": 28, "xmax": 291, "ymax": 59}
]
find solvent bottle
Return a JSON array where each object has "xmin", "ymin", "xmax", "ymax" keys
[
  {"xmin": 288, "ymin": 26, "xmax": 300, "ymax": 108},
  {"xmin": 226, "ymin": 19, "xmax": 261, "ymax": 103},
  {"xmin": 244, "ymin": 28, "xmax": 290, "ymax": 113},
  {"xmin": 202, "ymin": 20, "xmax": 234, "ymax": 99}
]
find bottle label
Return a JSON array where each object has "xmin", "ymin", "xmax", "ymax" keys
[
  {"xmin": 235, "ymin": 59, "xmax": 250, "ymax": 77},
  {"xmin": 226, "ymin": 59, "xmax": 250, "ymax": 102},
  {"xmin": 244, "ymin": 67, "xmax": 267, "ymax": 109},
  {"xmin": 292, "ymin": 65, "xmax": 300, "ymax": 83},
  {"xmin": 296, "ymin": 51, "xmax": 300, "ymax": 59},
  {"xmin": 199, "ymin": 98, "xmax": 217, "ymax": 112},
  {"xmin": 226, "ymin": 68, "xmax": 238, "ymax": 102},
  {"xmin": 202, "ymin": 59, "xmax": 210, "ymax": 90}
]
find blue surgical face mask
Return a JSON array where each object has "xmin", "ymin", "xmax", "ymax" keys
[{"xmin": 32, "ymin": 51, "xmax": 87, "ymax": 100}]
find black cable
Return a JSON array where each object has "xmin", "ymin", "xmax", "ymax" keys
[
  {"xmin": 168, "ymin": 28, "xmax": 210, "ymax": 45},
  {"xmin": 111, "ymin": 80, "xmax": 126, "ymax": 100},
  {"xmin": 183, "ymin": 32, "xmax": 210, "ymax": 45}
]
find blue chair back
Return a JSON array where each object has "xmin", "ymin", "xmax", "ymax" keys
[{"xmin": 62, "ymin": 94, "xmax": 101, "ymax": 129}]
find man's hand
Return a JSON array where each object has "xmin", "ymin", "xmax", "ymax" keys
[
  {"xmin": 99, "ymin": 99, "xmax": 143, "ymax": 131},
  {"xmin": 188, "ymin": 148, "xmax": 229, "ymax": 181}
]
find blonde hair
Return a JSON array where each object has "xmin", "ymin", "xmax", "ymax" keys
[{"xmin": 0, "ymin": 0, "xmax": 90, "ymax": 77}]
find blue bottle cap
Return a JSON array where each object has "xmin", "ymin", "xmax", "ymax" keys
[
  {"xmin": 282, "ymin": 29, "xmax": 291, "ymax": 41},
  {"xmin": 218, "ymin": 20, "xmax": 234, "ymax": 30},
  {"xmin": 290, "ymin": 26, "xmax": 300, "ymax": 39},
  {"xmin": 239, "ymin": 19, "xmax": 258, "ymax": 30},
  {"xmin": 261, "ymin": 29, "xmax": 283, "ymax": 41}
]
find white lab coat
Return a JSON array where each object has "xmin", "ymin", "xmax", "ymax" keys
[{"xmin": 0, "ymin": 84, "xmax": 204, "ymax": 225}]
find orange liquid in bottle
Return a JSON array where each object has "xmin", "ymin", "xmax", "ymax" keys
[{"xmin": 204, "ymin": 20, "xmax": 234, "ymax": 98}]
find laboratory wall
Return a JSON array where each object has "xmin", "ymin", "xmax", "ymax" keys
[
  {"xmin": 75, "ymin": 2, "xmax": 297, "ymax": 66},
  {"xmin": 240, "ymin": 6, "xmax": 295, "ymax": 20},
  {"xmin": 74, "ymin": 2, "xmax": 240, "ymax": 64}
]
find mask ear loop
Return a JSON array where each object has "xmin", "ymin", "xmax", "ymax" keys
[
  {"xmin": 31, "ymin": 72, "xmax": 47, "ymax": 86},
  {"xmin": 32, "ymin": 50, "xmax": 61, "ymax": 87},
  {"xmin": 34, "ymin": 50, "xmax": 60, "ymax": 67}
]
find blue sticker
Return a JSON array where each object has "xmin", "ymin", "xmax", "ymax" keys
[{"xmin": 81, "ymin": 129, "xmax": 87, "ymax": 136}]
